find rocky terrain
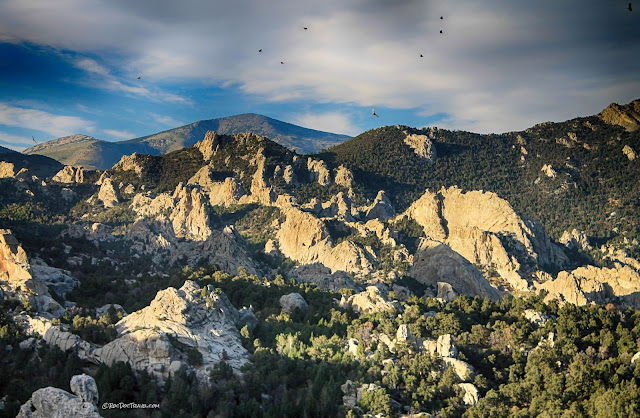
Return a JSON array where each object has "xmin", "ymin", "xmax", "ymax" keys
[{"xmin": 1, "ymin": 99, "xmax": 640, "ymax": 416}]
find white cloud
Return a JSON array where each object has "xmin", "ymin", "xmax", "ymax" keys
[
  {"xmin": 71, "ymin": 58, "xmax": 190, "ymax": 104},
  {"xmin": 103, "ymin": 129, "xmax": 135, "ymax": 139},
  {"xmin": 0, "ymin": 104, "xmax": 95, "ymax": 137},
  {"xmin": 148, "ymin": 113, "xmax": 186, "ymax": 127},
  {"xmin": 0, "ymin": 0, "xmax": 638, "ymax": 133},
  {"xmin": 290, "ymin": 111, "xmax": 359, "ymax": 136}
]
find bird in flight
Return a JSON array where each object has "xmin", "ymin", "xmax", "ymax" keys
[
  {"xmin": 420, "ymin": 54, "xmax": 424, "ymax": 57},
  {"xmin": 303, "ymin": 27, "xmax": 308, "ymax": 30},
  {"xmin": 629, "ymin": 2, "xmax": 633, "ymax": 11},
  {"xmin": 259, "ymin": 49, "xmax": 262, "ymax": 52},
  {"xmin": 281, "ymin": 61, "xmax": 284, "ymax": 64},
  {"xmin": 440, "ymin": 16, "xmax": 443, "ymax": 19},
  {"xmin": 372, "ymin": 109, "xmax": 379, "ymax": 118},
  {"xmin": 440, "ymin": 30, "xmax": 443, "ymax": 34},
  {"xmin": 32, "ymin": 136, "xmax": 37, "ymax": 144},
  {"xmin": 137, "ymin": 76, "xmax": 141, "ymax": 80}
]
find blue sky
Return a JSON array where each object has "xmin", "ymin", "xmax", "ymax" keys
[{"xmin": 0, "ymin": 0, "xmax": 638, "ymax": 151}]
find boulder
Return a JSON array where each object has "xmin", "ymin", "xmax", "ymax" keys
[
  {"xmin": 623, "ymin": 145, "xmax": 637, "ymax": 161},
  {"xmin": 523, "ymin": 309, "xmax": 550, "ymax": 327},
  {"xmin": 288, "ymin": 263, "xmax": 359, "ymax": 292},
  {"xmin": 307, "ymin": 158, "xmax": 331, "ymax": 186},
  {"xmin": 70, "ymin": 374, "xmax": 99, "ymax": 404},
  {"xmin": 96, "ymin": 177, "xmax": 120, "ymax": 208},
  {"xmin": 443, "ymin": 357, "xmax": 475, "ymax": 381},
  {"xmin": 17, "ymin": 386, "xmax": 100, "ymax": 418},
  {"xmin": 279, "ymin": 293, "xmax": 309, "ymax": 314},
  {"xmin": 437, "ymin": 334, "xmax": 458, "ymax": 358},
  {"xmin": 456, "ymin": 383, "xmax": 480, "ymax": 406},
  {"xmin": 560, "ymin": 229, "xmax": 592, "ymax": 251},
  {"xmin": 52, "ymin": 166, "xmax": 84, "ymax": 183},
  {"xmin": 339, "ymin": 286, "xmax": 397, "ymax": 314}
]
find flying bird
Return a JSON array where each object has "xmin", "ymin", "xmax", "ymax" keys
[
  {"xmin": 259, "ymin": 49, "xmax": 262, "ymax": 52},
  {"xmin": 629, "ymin": 2, "xmax": 633, "ymax": 11},
  {"xmin": 32, "ymin": 136, "xmax": 37, "ymax": 144},
  {"xmin": 440, "ymin": 16, "xmax": 443, "ymax": 19},
  {"xmin": 137, "ymin": 76, "xmax": 141, "ymax": 79},
  {"xmin": 372, "ymin": 109, "xmax": 379, "ymax": 118},
  {"xmin": 303, "ymin": 27, "xmax": 308, "ymax": 30},
  {"xmin": 420, "ymin": 54, "xmax": 424, "ymax": 57},
  {"xmin": 281, "ymin": 61, "xmax": 284, "ymax": 64},
  {"xmin": 440, "ymin": 30, "xmax": 443, "ymax": 34}
]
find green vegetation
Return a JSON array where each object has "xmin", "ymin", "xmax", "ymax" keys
[{"xmin": 317, "ymin": 121, "xmax": 640, "ymax": 247}]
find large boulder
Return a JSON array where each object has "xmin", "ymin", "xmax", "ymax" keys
[
  {"xmin": 339, "ymin": 286, "xmax": 397, "ymax": 314},
  {"xmin": 17, "ymin": 375, "xmax": 100, "ymax": 418},
  {"xmin": 70, "ymin": 374, "xmax": 99, "ymax": 404},
  {"xmin": 279, "ymin": 293, "xmax": 309, "ymax": 314}
]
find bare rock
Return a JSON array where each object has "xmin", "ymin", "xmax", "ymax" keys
[
  {"xmin": 320, "ymin": 192, "xmax": 357, "ymax": 221},
  {"xmin": 113, "ymin": 153, "xmax": 146, "ymax": 175},
  {"xmin": 541, "ymin": 164, "xmax": 557, "ymax": 178},
  {"xmin": 334, "ymin": 165, "xmax": 354, "ymax": 189},
  {"xmin": 456, "ymin": 383, "xmax": 480, "ymax": 406},
  {"xmin": 279, "ymin": 293, "xmax": 308, "ymax": 314},
  {"xmin": 523, "ymin": 309, "xmax": 550, "ymax": 327},
  {"xmin": 623, "ymin": 145, "xmax": 637, "ymax": 161},
  {"xmin": 196, "ymin": 131, "xmax": 223, "ymax": 161},
  {"xmin": 437, "ymin": 282, "xmax": 457, "ymax": 302},
  {"xmin": 410, "ymin": 239, "xmax": 500, "ymax": 300},
  {"xmin": 339, "ymin": 286, "xmax": 397, "ymax": 314},
  {"xmin": 17, "ymin": 386, "xmax": 100, "ymax": 418},
  {"xmin": 538, "ymin": 265, "xmax": 640, "ymax": 306},
  {"xmin": 437, "ymin": 334, "xmax": 458, "ymax": 358},
  {"xmin": 365, "ymin": 190, "xmax": 396, "ymax": 221},
  {"xmin": 598, "ymin": 100, "xmax": 640, "ymax": 132},
  {"xmin": 96, "ymin": 177, "xmax": 121, "ymax": 208},
  {"xmin": 560, "ymin": 229, "xmax": 592, "ymax": 251},
  {"xmin": 188, "ymin": 167, "xmax": 245, "ymax": 207},
  {"xmin": 307, "ymin": 158, "xmax": 331, "ymax": 186},
  {"xmin": 0, "ymin": 161, "xmax": 15, "ymax": 178},
  {"xmin": 396, "ymin": 324, "xmax": 411, "ymax": 343},
  {"xmin": 52, "ymin": 166, "xmax": 84, "ymax": 183},
  {"xmin": 289, "ymin": 263, "xmax": 359, "ymax": 292},
  {"xmin": 170, "ymin": 184, "xmax": 212, "ymax": 240},
  {"xmin": 403, "ymin": 132, "xmax": 437, "ymax": 163},
  {"xmin": 70, "ymin": 374, "xmax": 99, "ymax": 404},
  {"xmin": 443, "ymin": 357, "xmax": 475, "ymax": 381}
]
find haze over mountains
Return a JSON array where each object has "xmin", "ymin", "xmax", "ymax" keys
[{"xmin": 23, "ymin": 113, "xmax": 351, "ymax": 170}]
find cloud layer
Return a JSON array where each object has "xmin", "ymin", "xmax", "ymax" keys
[{"xmin": 1, "ymin": 0, "xmax": 638, "ymax": 134}]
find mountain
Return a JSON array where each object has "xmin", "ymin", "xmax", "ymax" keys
[
  {"xmin": 318, "ymin": 98, "xmax": 640, "ymax": 251},
  {"xmin": 22, "ymin": 114, "xmax": 350, "ymax": 169},
  {"xmin": 2, "ymin": 101, "xmax": 640, "ymax": 417}
]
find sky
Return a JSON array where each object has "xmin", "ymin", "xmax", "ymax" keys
[{"xmin": 0, "ymin": 0, "xmax": 638, "ymax": 151}]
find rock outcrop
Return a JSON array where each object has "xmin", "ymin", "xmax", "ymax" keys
[
  {"xmin": 113, "ymin": 153, "xmax": 146, "ymax": 176},
  {"xmin": 307, "ymin": 158, "xmax": 331, "ymax": 186},
  {"xmin": 364, "ymin": 191, "xmax": 395, "ymax": 221},
  {"xmin": 403, "ymin": 131, "xmax": 437, "ymax": 163},
  {"xmin": 52, "ymin": 166, "xmax": 84, "ymax": 183},
  {"xmin": 188, "ymin": 167, "xmax": 245, "ymax": 207},
  {"xmin": 456, "ymin": 383, "xmax": 480, "ymax": 406},
  {"xmin": 70, "ymin": 374, "xmax": 99, "ymax": 404},
  {"xmin": 170, "ymin": 184, "xmax": 213, "ymax": 240},
  {"xmin": 196, "ymin": 131, "xmax": 225, "ymax": 161},
  {"xmin": 21, "ymin": 282, "xmax": 250, "ymax": 384},
  {"xmin": 538, "ymin": 265, "xmax": 640, "ymax": 306},
  {"xmin": 279, "ymin": 293, "xmax": 309, "ymax": 314},
  {"xmin": 96, "ymin": 177, "xmax": 121, "ymax": 208},
  {"xmin": 623, "ymin": 145, "xmax": 637, "ymax": 161},
  {"xmin": 0, "ymin": 230, "xmax": 64, "ymax": 317},
  {"xmin": 560, "ymin": 229, "xmax": 592, "ymax": 251},
  {"xmin": 17, "ymin": 385, "xmax": 100, "ymax": 418},
  {"xmin": 410, "ymin": 239, "xmax": 501, "ymax": 300},
  {"xmin": 289, "ymin": 263, "xmax": 359, "ymax": 292},
  {"xmin": 598, "ymin": 100, "xmax": 640, "ymax": 132},
  {"xmin": 339, "ymin": 286, "xmax": 397, "ymax": 314},
  {"xmin": 276, "ymin": 205, "xmax": 374, "ymax": 274},
  {"xmin": 403, "ymin": 187, "xmax": 568, "ymax": 291},
  {"xmin": 0, "ymin": 161, "xmax": 15, "ymax": 178}
]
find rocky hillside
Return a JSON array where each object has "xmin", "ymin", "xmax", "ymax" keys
[
  {"xmin": 318, "ymin": 99, "xmax": 640, "ymax": 260},
  {"xmin": 23, "ymin": 114, "xmax": 350, "ymax": 169},
  {"xmin": 1, "ymin": 102, "xmax": 640, "ymax": 416}
]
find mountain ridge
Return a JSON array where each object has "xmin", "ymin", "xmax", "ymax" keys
[{"xmin": 22, "ymin": 113, "xmax": 351, "ymax": 169}]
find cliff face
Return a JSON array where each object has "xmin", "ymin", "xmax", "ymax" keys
[
  {"xmin": 598, "ymin": 99, "xmax": 640, "ymax": 132},
  {"xmin": 402, "ymin": 187, "xmax": 568, "ymax": 291}
]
